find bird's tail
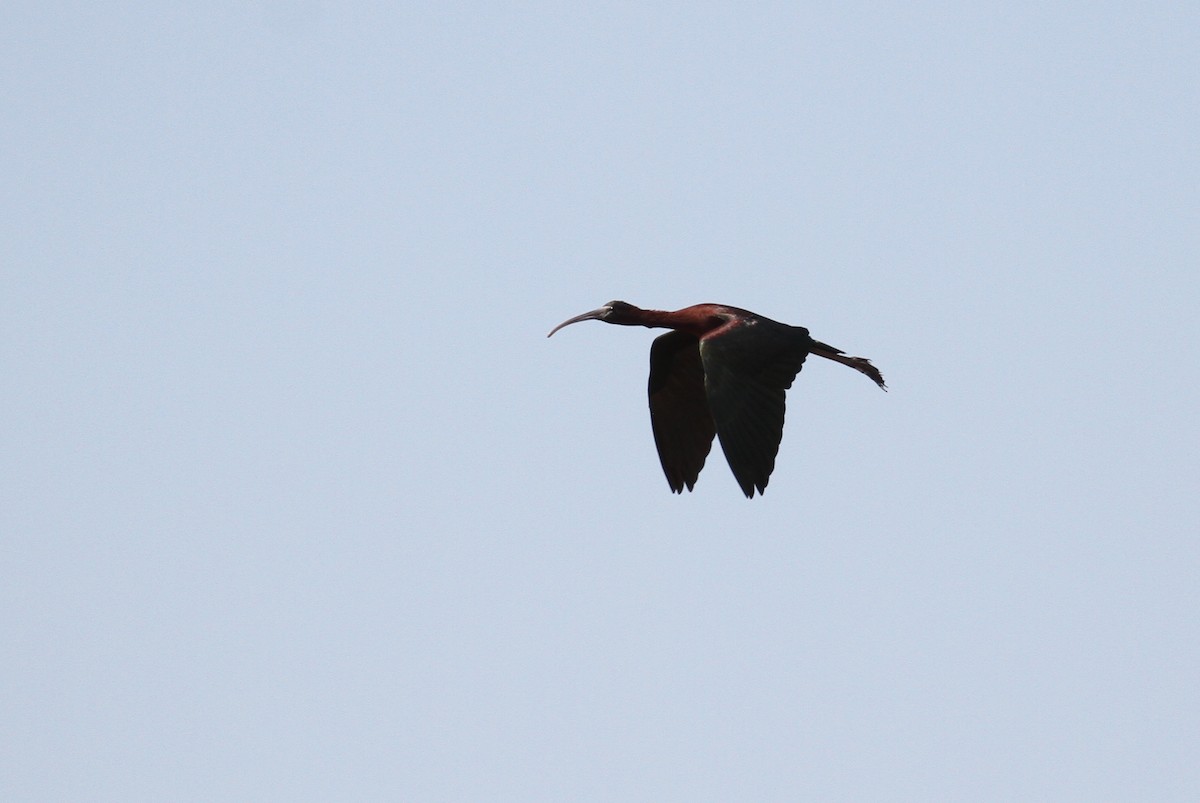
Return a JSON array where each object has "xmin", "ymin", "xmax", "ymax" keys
[{"xmin": 810, "ymin": 340, "xmax": 887, "ymax": 390}]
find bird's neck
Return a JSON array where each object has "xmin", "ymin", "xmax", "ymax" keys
[
  {"xmin": 625, "ymin": 305, "xmax": 724, "ymax": 337},
  {"xmin": 626, "ymin": 307, "xmax": 679, "ymax": 329}
]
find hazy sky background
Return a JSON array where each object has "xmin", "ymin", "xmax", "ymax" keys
[{"xmin": 3, "ymin": 2, "xmax": 1198, "ymax": 799}]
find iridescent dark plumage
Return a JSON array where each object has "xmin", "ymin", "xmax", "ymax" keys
[{"xmin": 548, "ymin": 301, "xmax": 886, "ymax": 498}]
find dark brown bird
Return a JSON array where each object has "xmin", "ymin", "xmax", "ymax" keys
[{"xmin": 548, "ymin": 301, "xmax": 886, "ymax": 498}]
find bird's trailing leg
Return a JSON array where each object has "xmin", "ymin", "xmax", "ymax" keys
[{"xmin": 809, "ymin": 341, "xmax": 887, "ymax": 390}]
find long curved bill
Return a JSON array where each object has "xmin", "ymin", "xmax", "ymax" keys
[{"xmin": 546, "ymin": 306, "xmax": 610, "ymax": 337}]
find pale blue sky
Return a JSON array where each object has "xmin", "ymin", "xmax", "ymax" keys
[{"xmin": 3, "ymin": 2, "xmax": 1198, "ymax": 800}]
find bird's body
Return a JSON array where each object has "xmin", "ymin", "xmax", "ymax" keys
[{"xmin": 548, "ymin": 301, "xmax": 886, "ymax": 498}]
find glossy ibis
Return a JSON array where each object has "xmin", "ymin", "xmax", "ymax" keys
[{"xmin": 548, "ymin": 301, "xmax": 886, "ymax": 498}]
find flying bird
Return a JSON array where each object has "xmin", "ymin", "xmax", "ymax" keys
[{"xmin": 548, "ymin": 301, "xmax": 886, "ymax": 498}]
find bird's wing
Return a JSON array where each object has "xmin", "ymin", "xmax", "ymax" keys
[
  {"xmin": 699, "ymin": 326, "xmax": 808, "ymax": 498},
  {"xmin": 648, "ymin": 331, "xmax": 717, "ymax": 493}
]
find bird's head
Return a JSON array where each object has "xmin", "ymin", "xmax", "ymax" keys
[{"xmin": 547, "ymin": 300, "xmax": 640, "ymax": 336}]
